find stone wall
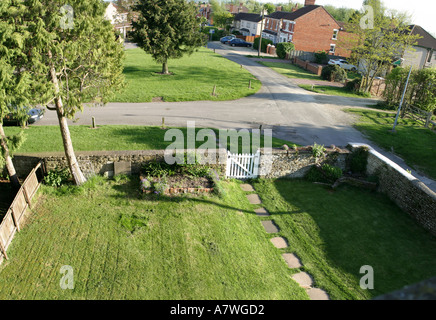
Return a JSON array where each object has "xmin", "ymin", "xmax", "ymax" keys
[
  {"xmin": 258, "ymin": 146, "xmax": 349, "ymax": 179},
  {"xmin": 13, "ymin": 149, "xmax": 228, "ymax": 179},
  {"xmin": 349, "ymin": 143, "xmax": 436, "ymax": 237}
]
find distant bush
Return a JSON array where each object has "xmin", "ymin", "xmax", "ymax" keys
[
  {"xmin": 321, "ymin": 64, "xmax": 347, "ymax": 83},
  {"xmin": 314, "ymin": 50, "xmax": 328, "ymax": 64},
  {"xmin": 253, "ymin": 37, "xmax": 273, "ymax": 53},
  {"xmin": 276, "ymin": 42, "xmax": 295, "ymax": 59}
]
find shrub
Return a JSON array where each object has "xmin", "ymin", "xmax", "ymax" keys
[
  {"xmin": 321, "ymin": 64, "xmax": 347, "ymax": 83},
  {"xmin": 44, "ymin": 167, "xmax": 71, "ymax": 187},
  {"xmin": 349, "ymin": 147, "xmax": 369, "ymax": 174},
  {"xmin": 312, "ymin": 143, "xmax": 326, "ymax": 158},
  {"xmin": 153, "ymin": 178, "xmax": 169, "ymax": 195},
  {"xmin": 322, "ymin": 163, "xmax": 343, "ymax": 181},
  {"xmin": 314, "ymin": 50, "xmax": 328, "ymax": 64},
  {"xmin": 140, "ymin": 176, "xmax": 152, "ymax": 192},
  {"xmin": 253, "ymin": 37, "xmax": 273, "ymax": 53},
  {"xmin": 276, "ymin": 42, "xmax": 295, "ymax": 59}
]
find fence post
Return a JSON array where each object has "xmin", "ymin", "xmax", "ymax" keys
[
  {"xmin": 425, "ymin": 112, "xmax": 432, "ymax": 128},
  {"xmin": 22, "ymin": 185, "xmax": 32, "ymax": 209},
  {"xmin": 0, "ymin": 238, "xmax": 8, "ymax": 260},
  {"xmin": 10, "ymin": 208, "xmax": 20, "ymax": 232}
]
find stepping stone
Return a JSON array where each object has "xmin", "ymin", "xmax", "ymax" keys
[
  {"xmin": 247, "ymin": 194, "xmax": 262, "ymax": 204},
  {"xmin": 306, "ymin": 288, "xmax": 330, "ymax": 300},
  {"xmin": 254, "ymin": 208, "xmax": 270, "ymax": 216},
  {"xmin": 240, "ymin": 184, "xmax": 255, "ymax": 192},
  {"xmin": 270, "ymin": 237, "xmax": 288, "ymax": 249},
  {"xmin": 292, "ymin": 272, "xmax": 314, "ymax": 289},
  {"xmin": 261, "ymin": 220, "xmax": 280, "ymax": 233},
  {"xmin": 282, "ymin": 253, "xmax": 303, "ymax": 269}
]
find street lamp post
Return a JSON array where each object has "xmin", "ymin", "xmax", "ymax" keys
[{"xmin": 258, "ymin": 6, "xmax": 265, "ymax": 57}]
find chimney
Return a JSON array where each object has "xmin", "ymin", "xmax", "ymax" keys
[
  {"xmin": 304, "ymin": 0, "xmax": 316, "ymax": 6},
  {"xmin": 292, "ymin": 4, "xmax": 298, "ymax": 12},
  {"xmin": 276, "ymin": 6, "xmax": 282, "ymax": 11}
]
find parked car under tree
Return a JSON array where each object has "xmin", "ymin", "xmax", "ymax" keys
[
  {"xmin": 228, "ymin": 38, "xmax": 252, "ymax": 47},
  {"xmin": 220, "ymin": 35, "xmax": 236, "ymax": 44},
  {"xmin": 328, "ymin": 59, "xmax": 357, "ymax": 71}
]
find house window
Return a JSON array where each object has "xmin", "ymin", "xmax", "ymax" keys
[
  {"xmin": 329, "ymin": 44, "xmax": 336, "ymax": 54},
  {"xmin": 332, "ymin": 29, "xmax": 339, "ymax": 40}
]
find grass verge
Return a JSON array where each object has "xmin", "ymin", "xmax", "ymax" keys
[
  {"xmin": 4, "ymin": 125, "xmax": 296, "ymax": 154},
  {"xmin": 298, "ymin": 84, "xmax": 371, "ymax": 99},
  {"xmin": 346, "ymin": 108, "xmax": 436, "ymax": 180},
  {"xmin": 252, "ymin": 179, "xmax": 436, "ymax": 300},
  {"xmin": 110, "ymin": 47, "xmax": 261, "ymax": 102}
]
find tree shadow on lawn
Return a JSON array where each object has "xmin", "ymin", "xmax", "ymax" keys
[
  {"xmin": 110, "ymin": 175, "xmax": 255, "ymax": 215},
  {"xmin": 268, "ymin": 179, "xmax": 436, "ymax": 299}
]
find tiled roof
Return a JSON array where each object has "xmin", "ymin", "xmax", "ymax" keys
[
  {"xmin": 267, "ymin": 5, "xmax": 320, "ymax": 21},
  {"xmin": 234, "ymin": 12, "xmax": 263, "ymax": 23},
  {"xmin": 409, "ymin": 25, "xmax": 436, "ymax": 50}
]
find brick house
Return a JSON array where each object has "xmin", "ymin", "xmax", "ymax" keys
[
  {"xmin": 233, "ymin": 13, "xmax": 265, "ymax": 37},
  {"xmin": 262, "ymin": 0, "xmax": 347, "ymax": 56},
  {"xmin": 104, "ymin": 2, "xmax": 133, "ymax": 39}
]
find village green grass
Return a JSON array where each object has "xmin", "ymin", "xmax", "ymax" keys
[
  {"xmin": 346, "ymin": 108, "xmax": 436, "ymax": 180},
  {"xmin": 251, "ymin": 179, "xmax": 436, "ymax": 300},
  {"xmin": 4, "ymin": 125, "xmax": 296, "ymax": 154},
  {"xmin": 0, "ymin": 176, "xmax": 309, "ymax": 300},
  {"xmin": 110, "ymin": 47, "xmax": 261, "ymax": 102}
]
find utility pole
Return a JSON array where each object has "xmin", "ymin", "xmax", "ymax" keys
[
  {"xmin": 392, "ymin": 65, "xmax": 413, "ymax": 132},
  {"xmin": 258, "ymin": 6, "xmax": 265, "ymax": 57}
]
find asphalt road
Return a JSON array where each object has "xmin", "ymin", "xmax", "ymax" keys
[{"xmin": 35, "ymin": 41, "xmax": 436, "ymax": 191}]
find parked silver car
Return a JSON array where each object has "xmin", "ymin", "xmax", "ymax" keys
[{"xmin": 328, "ymin": 59, "xmax": 357, "ymax": 71}]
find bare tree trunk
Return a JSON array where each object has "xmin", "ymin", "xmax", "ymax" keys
[
  {"xmin": 162, "ymin": 60, "xmax": 169, "ymax": 74},
  {"xmin": 0, "ymin": 123, "xmax": 21, "ymax": 190},
  {"xmin": 48, "ymin": 52, "xmax": 86, "ymax": 186}
]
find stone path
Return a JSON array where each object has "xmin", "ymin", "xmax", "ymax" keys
[{"xmin": 241, "ymin": 183, "xmax": 330, "ymax": 301}]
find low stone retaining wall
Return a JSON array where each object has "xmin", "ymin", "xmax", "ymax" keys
[
  {"xmin": 349, "ymin": 143, "xmax": 436, "ymax": 237},
  {"xmin": 13, "ymin": 149, "xmax": 228, "ymax": 179},
  {"xmin": 258, "ymin": 146, "xmax": 350, "ymax": 179}
]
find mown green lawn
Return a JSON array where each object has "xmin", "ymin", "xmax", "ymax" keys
[
  {"xmin": 110, "ymin": 47, "xmax": 261, "ymax": 102},
  {"xmin": 346, "ymin": 108, "xmax": 436, "ymax": 180},
  {"xmin": 0, "ymin": 177, "xmax": 308, "ymax": 300},
  {"xmin": 298, "ymin": 84, "xmax": 371, "ymax": 99},
  {"xmin": 257, "ymin": 61, "xmax": 320, "ymax": 80},
  {"xmin": 5, "ymin": 125, "xmax": 295, "ymax": 154},
  {"xmin": 252, "ymin": 179, "xmax": 436, "ymax": 300}
]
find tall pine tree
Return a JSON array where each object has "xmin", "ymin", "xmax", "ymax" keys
[
  {"xmin": 130, "ymin": 0, "xmax": 206, "ymax": 74},
  {"xmin": 1, "ymin": 0, "xmax": 125, "ymax": 185}
]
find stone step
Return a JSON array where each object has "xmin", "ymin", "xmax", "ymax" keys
[
  {"xmin": 261, "ymin": 220, "xmax": 280, "ymax": 233},
  {"xmin": 247, "ymin": 194, "xmax": 262, "ymax": 205},
  {"xmin": 270, "ymin": 237, "xmax": 288, "ymax": 249},
  {"xmin": 282, "ymin": 253, "xmax": 303, "ymax": 269},
  {"xmin": 240, "ymin": 184, "xmax": 255, "ymax": 192},
  {"xmin": 254, "ymin": 207, "xmax": 270, "ymax": 216},
  {"xmin": 291, "ymin": 272, "xmax": 314, "ymax": 289},
  {"xmin": 306, "ymin": 288, "xmax": 330, "ymax": 300}
]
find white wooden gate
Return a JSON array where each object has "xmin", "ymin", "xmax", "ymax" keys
[{"xmin": 226, "ymin": 150, "xmax": 260, "ymax": 179}]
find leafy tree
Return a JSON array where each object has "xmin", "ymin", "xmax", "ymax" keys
[
  {"xmin": 342, "ymin": 2, "xmax": 421, "ymax": 93},
  {"xmin": 130, "ymin": 0, "xmax": 206, "ymax": 75},
  {"xmin": 263, "ymin": 3, "xmax": 275, "ymax": 14},
  {"xmin": 1, "ymin": 0, "xmax": 125, "ymax": 185},
  {"xmin": 213, "ymin": 11, "xmax": 234, "ymax": 31},
  {"xmin": 0, "ymin": 0, "xmax": 31, "ymax": 189}
]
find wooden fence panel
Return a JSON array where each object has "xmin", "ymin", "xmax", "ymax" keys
[
  {"xmin": 12, "ymin": 190, "xmax": 27, "ymax": 223},
  {"xmin": 0, "ymin": 162, "xmax": 43, "ymax": 263},
  {"xmin": 0, "ymin": 211, "xmax": 16, "ymax": 250}
]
